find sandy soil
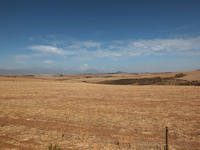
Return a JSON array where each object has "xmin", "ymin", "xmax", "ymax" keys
[{"xmin": 0, "ymin": 71, "xmax": 200, "ymax": 150}]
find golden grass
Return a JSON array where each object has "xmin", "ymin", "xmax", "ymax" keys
[{"xmin": 0, "ymin": 76, "xmax": 199, "ymax": 149}]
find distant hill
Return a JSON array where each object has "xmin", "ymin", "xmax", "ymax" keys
[
  {"xmin": 0, "ymin": 67, "xmax": 69, "ymax": 75},
  {"xmin": 106, "ymin": 71, "xmax": 126, "ymax": 74},
  {"xmin": 0, "ymin": 67, "xmax": 101, "ymax": 75},
  {"xmin": 115, "ymin": 71, "xmax": 125, "ymax": 74}
]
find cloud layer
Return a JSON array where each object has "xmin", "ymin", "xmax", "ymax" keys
[{"xmin": 13, "ymin": 36, "xmax": 200, "ymax": 63}]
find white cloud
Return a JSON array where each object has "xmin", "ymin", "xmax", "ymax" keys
[
  {"xmin": 120, "ymin": 37, "xmax": 200, "ymax": 56},
  {"xmin": 158, "ymin": 24, "xmax": 195, "ymax": 33},
  {"xmin": 28, "ymin": 37, "xmax": 34, "ymax": 41},
  {"xmin": 28, "ymin": 45, "xmax": 66, "ymax": 57},
  {"xmin": 12, "ymin": 36, "xmax": 200, "ymax": 63},
  {"xmin": 51, "ymin": 40, "xmax": 65, "ymax": 46},
  {"xmin": 68, "ymin": 41, "xmax": 102, "ymax": 49},
  {"xmin": 82, "ymin": 41, "xmax": 101, "ymax": 48},
  {"xmin": 27, "ymin": 45, "xmax": 77, "ymax": 57},
  {"xmin": 12, "ymin": 55, "xmax": 30, "ymax": 63},
  {"xmin": 41, "ymin": 39, "xmax": 65, "ymax": 46},
  {"xmin": 44, "ymin": 60, "xmax": 54, "ymax": 64},
  {"xmin": 79, "ymin": 64, "xmax": 89, "ymax": 71}
]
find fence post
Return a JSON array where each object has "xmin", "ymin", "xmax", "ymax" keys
[{"xmin": 166, "ymin": 126, "xmax": 168, "ymax": 150}]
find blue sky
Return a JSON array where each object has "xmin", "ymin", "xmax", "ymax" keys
[{"xmin": 0, "ymin": 0, "xmax": 200, "ymax": 73}]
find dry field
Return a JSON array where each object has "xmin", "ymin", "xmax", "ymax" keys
[{"xmin": 0, "ymin": 72, "xmax": 200, "ymax": 150}]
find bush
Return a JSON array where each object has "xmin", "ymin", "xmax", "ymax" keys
[
  {"xmin": 174, "ymin": 73, "xmax": 186, "ymax": 78},
  {"xmin": 48, "ymin": 143, "xmax": 61, "ymax": 150}
]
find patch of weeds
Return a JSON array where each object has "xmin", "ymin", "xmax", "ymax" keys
[{"xmin": 48, "ymin": 143, "xmax": 61, "ymax": 150}]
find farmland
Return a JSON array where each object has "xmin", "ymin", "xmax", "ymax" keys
[{"xmin": 0, "ymin": 71, "xmax": 200, "ymax": 150}]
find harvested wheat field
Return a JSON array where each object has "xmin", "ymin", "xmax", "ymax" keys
[{"xmin": 0, "ymin": 72, "xmax": 200, "ymax": 150}]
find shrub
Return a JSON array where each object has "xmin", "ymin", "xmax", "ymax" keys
[
  {"xmin": 174, "ymin": 73, "xmax": 186, "ymax": 78},
  {"xmin": 48, "ymin": 143, "xmax": 61, "ymax": 150}
]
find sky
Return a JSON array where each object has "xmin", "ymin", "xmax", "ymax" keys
[{"xmin": 0, "ymin": 0, "xmax": 200, "ymax": 73}]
